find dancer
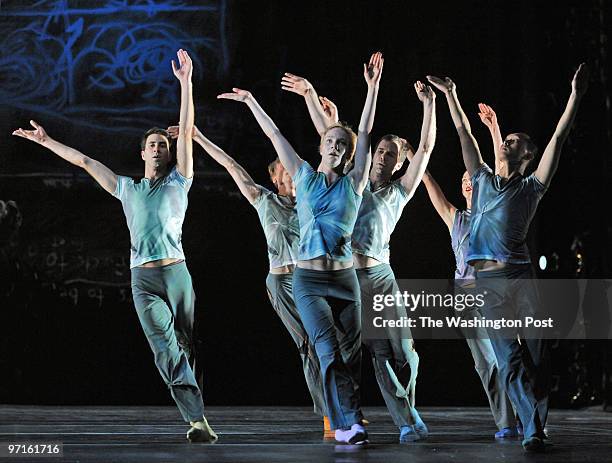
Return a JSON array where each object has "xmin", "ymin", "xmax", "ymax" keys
[
  {"xmin": 166, "ymin": 123, "xmax": 329, "ymax": 431},
  {"xmin": 13, "ymin": 49, "xmax": 217, "ymax": 443},
  {"xmin": 414, "ymin": 110, "xmax": 519, "ymax": 437},
  {"xmin": 283, "ymin": 74, "xmax": 436, "ymax": 442},
  {"xmin": 427, "ymin": 63, "xmax": 588, "ymax": 452},
  {"xmin": 218, "ymin": 51, "xmax": 383, "ymax": 444}
]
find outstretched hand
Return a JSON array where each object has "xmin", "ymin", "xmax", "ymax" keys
[
  {"xmin": 171, "ymin": 49, "xmax": 193, "ymax": 83},
  {"xmin": 572, "ymin": 63, "xmax": 589, "ymax": 97},
  {"xmin": 12, "ymin": 120, "xmax": 49, "ymax": 145},
  {"xmin": 281, "ymin": 73, "xmax": 313, "ymax": 96},
  {"xmin": 415, "ymin": 81, "xmax": 435, "ymax": 103},
  {"xmin": 426, "ymin": 75, "xmax": 456, "ymax": 94},
  {"xmin": 319, "ymin": 96, "xmax": 338, "ymax": 122},
  {"xmin": 364, "ymin": 51, "xmax": 384, "ymax": 87},
  {"xmin": 217, "ymin": 88, "xmax": 253, "ymax": 103},
  {"xmin": 477, "ymin": 103, "xmax": 498, "ymax": 129}
]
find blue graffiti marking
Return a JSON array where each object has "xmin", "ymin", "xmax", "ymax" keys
[{"xmin": 1, "ymin": 0, "xmax": 227, "ymax": 132}]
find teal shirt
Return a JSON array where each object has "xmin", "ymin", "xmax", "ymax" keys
[
  {"xmin": 293, "ymin": 161, "xmax": 362, "ymax": 262},
  {"xmin": 252, "ymin": 187, "xmax": 299, "ymax": 269},
  {"xmin": 352, "ymin": 180, "xmax": 410, "ymax": 264},
  {"xmin": 113, "ymin": 166, "xmax": 192, "ymax": 268}
]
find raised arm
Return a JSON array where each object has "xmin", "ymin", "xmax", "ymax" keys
[
  {"xmin": 171, "ymin": 49, "xmax": 194, "ymax": 178},
  {"xmin": 535, "ymin": 63, "xmax": 589, "ymax": 187},
  {"xmin": 12, "ymin": 120, "xmax": 118, "ymax": 195},
  {"xmin": 427, "ymin": 76, "xmax": 483, "ymax": 175},
  {"xmin": 477, "ymin": 103, "xmax": 503, "ymax": 171},
  {"xmin": 281, "ymin": 73, "xmax": 338, "ymax": 135},
  {"xmin": 421, "ymin": 170, "xmax": 457, "ymax": 231},
  {"xmin": 400, "ymin": 81, "xmax": 436, "ymax": 199},
  {"xmin": 168, "ymin": 125, "xmax": 261, "ymax": 203},
  {"xmin": 349, "ymin": 52, "xmax": 383, "ymax": 194},
  {"xmin": 218, "ymin": 88, "xmax": 303, "ymax": 177}
]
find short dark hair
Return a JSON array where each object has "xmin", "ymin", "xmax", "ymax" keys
[
  {"xmin": 140, "ymin": 127, "xmax": 172, "ymax": 151},
  {"xmin": 376, "ymin": 134, "xmax": 414, "ymax": 163},
  {"xmin": 268, "ymin": 158, "xmax": 281, "ymax": 184},
  {"xmin": 515, "ymin": 132, "xmax": 538, "ymax": 160}
]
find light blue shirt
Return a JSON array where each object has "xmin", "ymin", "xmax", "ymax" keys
[
  {"xmin": 113, "ymin": 166, "xmax": 192, "ymax": 268},
  {"xmin": 293, "ymin": 161, "xmax": 362, "ymax": 262},
  {"xmin": 467, "ymin": 163, "xmax": 547, "ymax": 265},
  {"xmin": 352, "ymin": 180, "xmax": 410, "ymax": 264},
  {"xmin": 252, "ymin": 187, "xmax": 299, "ymax": 269}
]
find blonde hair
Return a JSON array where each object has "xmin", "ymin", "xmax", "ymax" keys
[{"xmin": 320, "ymin": 122, "xmax": 358, "ymax": 164}]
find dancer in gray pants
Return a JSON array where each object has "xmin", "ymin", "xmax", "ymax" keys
[
  {"xmin": 427, "ymin": 64, "xmax": 588, "ymax": 452},
  {"xmin": 418, "ymin": 164, "xmax": 517, "ymax": 437},
  {"xmin": 168, "ymin": 123, "xmax": 327, "ymax": 429},
  {"xmin": 282, "ymin": 72, "xmax": 437, "ymax": 444},
  {"xmin": 13, "ymin": 49, "xmax": 217, "ymax": 443}
]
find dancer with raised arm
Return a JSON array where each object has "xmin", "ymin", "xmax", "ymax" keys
[
  {"xmin": 166, "ymin": 122, "xmax": 329, "ymax": 433},
  {"xmin": 218, "ymin": 51, "xmax": 383, "ymax": 444},
  {"xmin": 414, "ymin": 104, "xmax": 519, "ymax": 438},
  {"xmin": 427, "ymin": 63, "xmax": 588, "ymax": 452},
  {"xmin": 283, "ymin": 72, "xmax": 437, "ymax": 443},
  {"xmin": 13, "ymin": 50, "xmax": 217, "ymax": 444}
]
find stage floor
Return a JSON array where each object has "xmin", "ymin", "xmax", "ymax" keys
[{"xmin": 1, "ymin": 405, "xmax": 611, "ymax": 462}]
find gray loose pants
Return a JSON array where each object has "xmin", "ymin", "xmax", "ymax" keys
[{"xmin": 131, "ymin": 261, "xmax": 205, "ymax": 422}]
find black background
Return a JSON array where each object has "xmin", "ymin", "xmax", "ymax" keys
[{"xmin": 1, "ymin": 0, "xmax": 610, "ymax": 409}]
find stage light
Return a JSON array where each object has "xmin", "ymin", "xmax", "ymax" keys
[{"xmin": 539, "ymin": 255, "xmax": 547, "ymax": 270}]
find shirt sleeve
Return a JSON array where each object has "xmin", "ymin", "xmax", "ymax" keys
[
  {"xmin": 168, "ymin": 166, "xmax": 193, "ymax": 191},
  {"xmin": 292, "ymin": 161, "xmax": 313, "ymax": 187},
  {"xmin": 252, "ymin": 186, "xmax": 271, "ymax": 210},
  {"xmin": 471, "ymin": 163, "xmax": 493, "ymax": 185},
  {"xmin": 112, "ymin": 176, "xmax": 131, "ymax": 200},
  {"xmin": 525, "ymin": 173, "xmax": 548, "ymax": 196}
]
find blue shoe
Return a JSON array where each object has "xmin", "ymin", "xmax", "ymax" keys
[
  {"xmin": 495, "ymin": 426, "xmax": 519, "ymax": 438},
  {"xmin": 399, "ymin": 425, "xmax": 420, "ymax": 443},
  {"xmin": 410, "ymin": 408, "xmax": 428, "ymax": 438}
]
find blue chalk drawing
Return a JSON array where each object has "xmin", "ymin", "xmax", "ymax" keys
[{"xmin": 0, "ymin": 0, "xmax": 228, "ymax": 132}]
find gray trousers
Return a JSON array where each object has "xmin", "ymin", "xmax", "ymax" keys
[
  {"xmin": 131, "ymin": 261, "xmax": 205, "ymax": 422},
  {"xmin": 357, "ymin": 264, "xmax": 418, "ymax": 427},
  {"xmin": 455, "ymin": 283, "xmax": 516, "ymax": 430},
  {"xmin": 476, "ymin": 265, "xmax": 550, "ymax": 439},
  {"xmin": 266, "ymin": 272, "xmax": 326, "ymax": 416}
]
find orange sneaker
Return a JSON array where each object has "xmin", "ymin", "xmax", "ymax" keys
[{"xmin": 323, "ymin": 416, "xmax": 335, "ymax": 438}]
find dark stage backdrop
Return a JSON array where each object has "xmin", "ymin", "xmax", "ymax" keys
[{"xmin": 1, "ymin": 0, "xmax": 610, "ymax": 408}]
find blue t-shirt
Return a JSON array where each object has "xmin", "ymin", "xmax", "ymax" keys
[
  {"xmin": 252, "ymin": 187, "xmax": 299, "ymax": 269},
  {"xmin": 112, "ymin": 166, "xmax": 192, "ymax": 268},
  {"xmin": 352, "ymin": 180, "xmax": 410, "ymax": 264},
  {"xmin": 450, "ymin": 209, "xmax": 475, "ymax": 280},
  {"xmin": 467, "ymin": 163, "xmax": 547, "ymax": 265},
  {"xmin": 293, "ymin": 161, "xmax": 362, "ymax": 262}
]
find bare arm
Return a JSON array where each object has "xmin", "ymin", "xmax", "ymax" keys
[
  {"xmin": 349, "ymin": 52, "xmax": 383, "ymax": 194},
  {"xmin": 400, "ymin": 81, "xmax": 437, "ymax": 198},
  {"xmin": 477, "ymin": 103, "xmax": 503, "ymax": 171},
  {"xmin": 535, "ymin": 63, "xmax": 589, "ymax": 187},
  {"xmin": 281, "ymin": 73, "xmax": 338, "ymax": 135},
  {"xmin": 218, "ymin": 88, "xmax": 303, "ymax": 177},
  {"xmin": 171, "ymin": 49, "xmax": 194, "ymax": 179},
  {"xmin": 12, "ymin": 120, "xmax": 118, "ymax": 195},
  {"xmin": 427, "ymin": 76, "xmax": 484, "ymax": 175}
]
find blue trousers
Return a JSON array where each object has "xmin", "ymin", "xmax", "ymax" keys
[
  {"xmin": 476, "ymin": 265, "xmax": 550, "ymax": 438},
  {"xmin": 292, "ymin": 267, "xmax": 363, "ymax": 430},
  {"xmin": 266, "ymin": 273, "xmax": 325, "ymax": 416},
  {"xmin": 357, "ymin": 263, "xmax": 418, "ymax": 427},
  {"xmin": 131, "ymin": 261, "xmax": 205, "ymax": 422}
]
